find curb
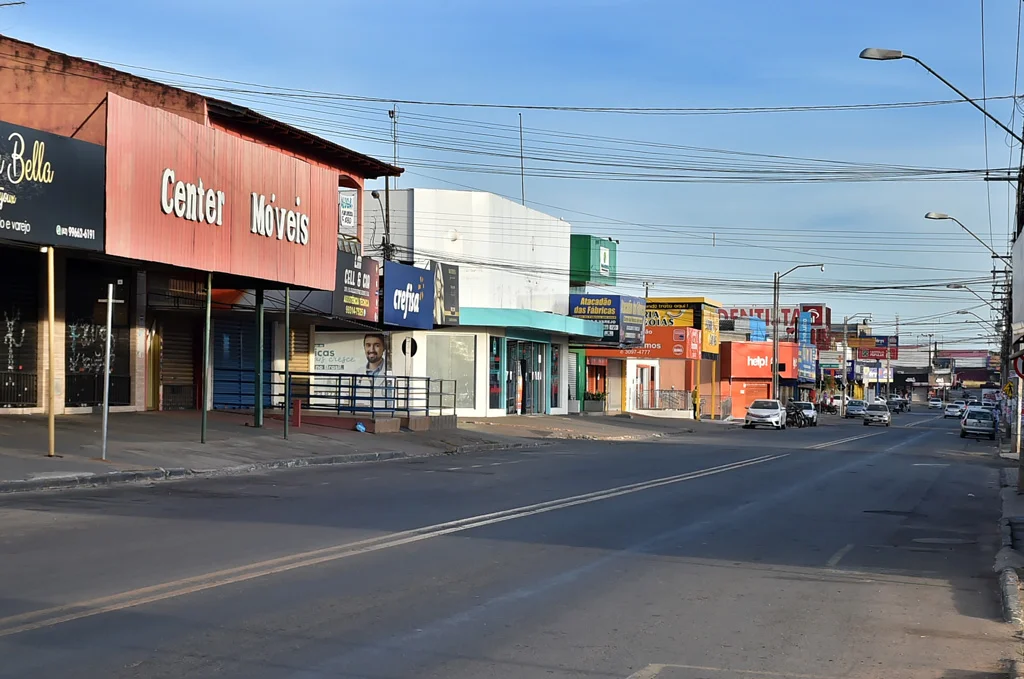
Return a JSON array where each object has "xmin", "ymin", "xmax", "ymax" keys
[
  {"xmin": 447, "ymin": 441, "xmax": 552, "ymax": 455},
  {"xmin": 1010, "ymin": 660, "xmax": 1024, "ymax": 679},
  {"xmin": 0, "ymin": 444, "xmax": 548, "ymax": 495},
  {"xmin": 1000, "ymin": 567, "xmax": 1024, "ymax": 627}
]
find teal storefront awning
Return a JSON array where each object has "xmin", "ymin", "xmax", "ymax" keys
[{"xmin": 459, "ymin": 308, "xmax": 604, "ymax": 340}]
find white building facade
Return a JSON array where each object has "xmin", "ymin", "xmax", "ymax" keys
[{"xmin": 345, "ymin": 188, "xmax": 602, "ymax": 417}]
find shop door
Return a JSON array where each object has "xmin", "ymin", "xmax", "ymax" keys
[
  {"xmin": 506, "ymin": 341, "xmax": 520, "ymax": 414},
  {"xmin": 161, "ymin": 318, "xmax": 197, "ymax": 410},
  {"xmin": 740, "ymin": 382, "xmax": 770, "ymax": 417},
  {"xmin": 636, "ymin": 365, "xmax": 656, "ymax": 409},
  {"xmin": 0, "ymin": 247, "xmax": 38, "ymax": 407}
]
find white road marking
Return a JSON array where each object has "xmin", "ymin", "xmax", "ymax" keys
[
  {"xmin": 826, "ymin": 542, "xmax": 855, "ymax": 569},
  {"xmin": 905, "ymin": 414, "xmax": 944, "ymax": 428},
  {"xmin": 913, "ymin": 463, "xmax": 949, "ymax": 467},
  {"xmin": 470, "ymin": 464, "xmax": 483, "ymax": 468},
  {"xmin": 806, "ymin": 432, "xmax": 884, "ymax": 450},
  {"xmin": 0, "ymin": 453, "xmax": 787, "ymax": 638}
]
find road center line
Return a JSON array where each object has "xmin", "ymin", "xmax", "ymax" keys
[
  {"xmin": 905, "ymin": 414, "xmax": 944, "ymax": 428},
  {"xmin": 806, "ymin": 432, "xmax": 884, "ymax": 450},
  {"xmin": 0, "ymin": 453, "xmax": 788, "ymax": 638}
]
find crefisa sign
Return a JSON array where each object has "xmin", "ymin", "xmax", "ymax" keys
[{"xmin": 383, "ymin": 261, "xmax": 435, "ymax": 330}]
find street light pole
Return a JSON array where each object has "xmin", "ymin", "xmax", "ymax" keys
[
  {"xmin": 860, "ymin": 48, "xmax": 1024, "ymax": 146},
  {"xmin": 925, "ymin": 213, "xmax": 1012, "ymax": 265},
  {"xmin": 772, "ymin": 264, "xmax": 825, "ymax": 401},
  {"xmin": 772, "ymin": 272, "xmax": 779, "ymax": 399},
  {"xmin": 947, "ymin": 283, "xmax": 999, "ymax": 310}
]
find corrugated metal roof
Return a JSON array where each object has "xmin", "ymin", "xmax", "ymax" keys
[{"xmin": 206, "ymin": 98, "xmax": 402, "ymax": 180}]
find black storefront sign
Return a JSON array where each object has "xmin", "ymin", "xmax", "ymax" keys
[
  {"xmin": 332, "ymin": 251, "xmax": 380, "ymax": 322},
  {"xmin": 0, "ymin": 120, "xmax": 105, "ymax": 251},
  {"xmin": 432, "ymin": 261, "xmax": 460, "ymax": 326}
]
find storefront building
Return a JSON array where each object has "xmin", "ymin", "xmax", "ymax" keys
[
  {"xmin": 644, "ymin": 297, "xmax": 722, "ymax": 417},
  {"xmin": 0, "ymin": 37, "xmax": 398, "ymax": 417},
  {"xmin": 720, "ymin": 340, "xmax": 798, "ymax": 418},
  {"xmin": 567, "ymin": 291, "xmax": 645, "ymax": 413},
  {"xmin": 359, "ymin": 189, "xmax": 603, "ymax": 417}
]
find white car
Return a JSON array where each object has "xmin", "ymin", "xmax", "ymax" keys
[
  {"xmin": 791, "ymin": 401, "xmax": 818, "ymax": 426},
  {"xmin": 863, "ymin": 403, "xmax": 891, "ymax": 427},
  {"xmin": 845, "ymin": 400, "xmax": 867, "ymax": 418},
  {"xmin": 928, "ymin": 398, "xmax": 943, "ymax": 409},
  {"xmin": 944, "ymin": 402, "xmax": 964, "ymax": 418},
  {"xmin": 744, "ymin": 399, "xmax": 785, "ymax": 430}
]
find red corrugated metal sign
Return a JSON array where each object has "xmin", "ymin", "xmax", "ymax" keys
[{"xmin": 105, "ymin": 93, "xmax": 338, "ymax": 290}]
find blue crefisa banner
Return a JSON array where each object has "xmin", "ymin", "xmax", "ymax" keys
[{"xmin": 383, "ymin": 261, "xmax": 435, "ymax": 329}]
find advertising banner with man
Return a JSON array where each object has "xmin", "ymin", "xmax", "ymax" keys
[{"xmin": 311, "ymin": 331, "xmax": 390, "ymax": 409}]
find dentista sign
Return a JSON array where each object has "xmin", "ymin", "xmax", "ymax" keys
[{"xmin": 105, "ymin": 94, "xmax": 339, "ymax": 290}]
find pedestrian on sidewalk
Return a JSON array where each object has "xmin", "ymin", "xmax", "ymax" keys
[{"xmin": 691, "ymin": 388, "xmax": 699, "ymax": 420}]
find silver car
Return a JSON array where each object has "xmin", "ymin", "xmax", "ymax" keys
[
  {"xmin": 863, "ymin": 403, "xmax": 891, "ymax": 427},
  {"xmin": 960, "ymin": 407, "xmax": 996, "ymax": 440},
  {"xmin": 845, "ymin": 399, "xmax": 867, "ymax": 418}
]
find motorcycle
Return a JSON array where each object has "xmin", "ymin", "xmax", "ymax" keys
[
  {"xmin": 821, "ymin": 402, "xmax": 838, "ymax": 415},
  {"xmin": 786, "ymin": 403, "xmax": 807, "ymax": 428}
]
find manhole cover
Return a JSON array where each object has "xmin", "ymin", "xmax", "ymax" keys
[{"xmin": 911, "ymin": 537, "xmax": 974, "ymax": 545}]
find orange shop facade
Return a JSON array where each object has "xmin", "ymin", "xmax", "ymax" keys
[{"xmin": 719, "ymin": 340, "xmax": 799, "ymax": 419}]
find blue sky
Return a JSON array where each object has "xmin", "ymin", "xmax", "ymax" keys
[{"xmin": 7, "ymin": 0, "xmax": 1021, "ymax": 347}]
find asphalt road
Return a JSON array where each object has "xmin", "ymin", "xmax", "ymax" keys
[{"xmin": 0, "ymin": 410, "xmax": 1013, "ymax": 679}]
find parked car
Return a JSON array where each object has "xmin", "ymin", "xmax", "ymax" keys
[
  {"xmin": 960, "ymin": 407, "xmax": 996, "ymax": 440},
  {"xmin": 928, "ymin": 398, "xmax": 943, "ymax": 409},
  {"xmin": 845, "ymin": 400, "xmax": 867, "ymax": 418},
  {"xmin": 888, "ymin": 397, "xmax": 906, "ymax": 413},
  {"xmin": 863, "ymin": 403, "xmax": 891, "ymax": 426},
  {"xmin": 792, "ymin": 401, "xmax": 818, "ymax": 427},
  {"xmin": 944, "ymin": 402, "xmax": 965, "ymax": 418},
  {"xmin": 744, "ymin": 399, "xmax": 785, "ymax": 430}
]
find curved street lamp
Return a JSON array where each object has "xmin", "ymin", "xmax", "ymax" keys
[
  {"xmin": 772, "ymin": 263, "xmax": 825, "ymax": 399},
  {"xmin": 860, "ymin": 48, "xmax": 1024, "ymax": 145},
  {"xmin": 926, "ymin": 212, "xmax": 1012, "ymax": 265},
  {"xmin": 946, "ymin": 283, "xmax": 998, "ymax": 310}
]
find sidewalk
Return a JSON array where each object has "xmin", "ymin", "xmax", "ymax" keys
[{"xmin": 0, "ymin": 411, "xmax": 700, "ymax": 493}]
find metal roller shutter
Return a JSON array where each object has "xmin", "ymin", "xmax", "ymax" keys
[
  {"xmin": 161, "ymin": 319, "xmax": 195, "ymax": 410},
  {"xmin": 289, "ymin": 324, "xmax": 311, "ymax": 404},
  {"xmin": 213, "ymin": 316, "xmax": 272, "ymax": 410}
]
